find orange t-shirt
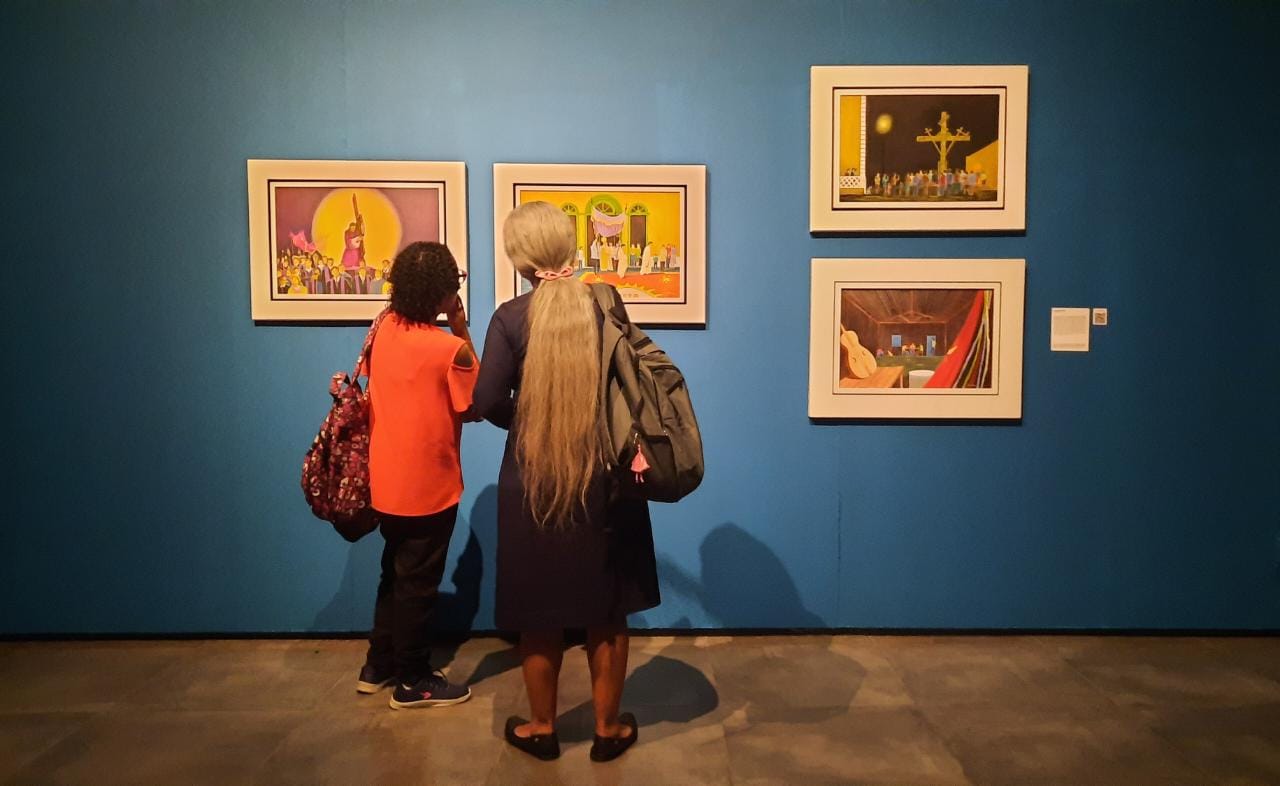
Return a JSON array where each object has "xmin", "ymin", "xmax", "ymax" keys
[{"xmin": 368, "ymin": 314, "xmax": 478, "ymax": 516}]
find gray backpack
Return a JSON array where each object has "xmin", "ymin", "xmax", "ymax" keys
[{"xmin": 590, "ymin": 284, "xmax": 704, "ymax": 503}]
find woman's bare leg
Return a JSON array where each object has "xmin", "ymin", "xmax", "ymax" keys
[
  {"xmin": 586, "ymin": 623, "xmax": 632, "ymax": 738},
  {"xmin": 516, "ymin": 629, "xmax": 562, "ymax": 737}
]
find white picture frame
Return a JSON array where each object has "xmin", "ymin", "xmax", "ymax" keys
[
  {"xmin": 809, "ymin": 258, "xmax": 1025, "ymax": 419},
  {"xmin": 493, "ymin": 163, "xmax": 707, "ymax": 325},
  {"xmin": 248, "ymin": 159, "xmax": 468, "ymax": 321},
  {"xmin": 810, "ymin": 65, "xmax": 1028, "ymax": 233}
]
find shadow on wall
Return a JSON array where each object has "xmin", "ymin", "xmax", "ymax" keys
[
  {"xmin": 310, "ymin": 535, "xmax": 378, "ymax": 633},
  {"xmin": 435, "ymin": 484, "xmax": 498, "ymax": 633},
  {"xmin": 310, "ymin": 484, "xmax": 499, "ymax": 644},
  {"xmin": 430, "ymin": 485, "xmax": 499, "ymax": 671},
  {"xmin": 656, "ymin": 522, "xmax": 828, "ymax": 629}
]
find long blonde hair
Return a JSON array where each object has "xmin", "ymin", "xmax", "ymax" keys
[{"xmin": 503, "ymin": 202, "xmax": 601, "ymax": 528}]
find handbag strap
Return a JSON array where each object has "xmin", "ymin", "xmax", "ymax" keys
[{"xmin": 353, "ymin": 307, "xmax": 391, "ymax": 380}]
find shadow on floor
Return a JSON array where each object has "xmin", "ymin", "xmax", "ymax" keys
[
  {"xmin": 330, "ymin": 517, "xmax": 862, "ymax": 740},
  {"xmin": 482, "ymin": 521, "xmax": 861, "ymax": 740},
  {"xmin": 554, "ymin": 648, "xmax": 720, "ymax": 743}
]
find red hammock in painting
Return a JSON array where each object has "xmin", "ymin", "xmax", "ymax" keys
[{"xmin": 925, "ymin": 290, "xmax": 993, "ymax": 388}]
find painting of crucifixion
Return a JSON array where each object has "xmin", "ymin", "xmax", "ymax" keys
[
  {"xmin": 835, "ymin": 93, "xmax": 1002, "ymax": 206},
  {"xmin": 810, "ymin": 66, "xmax": 1028, "ymax": 232}
]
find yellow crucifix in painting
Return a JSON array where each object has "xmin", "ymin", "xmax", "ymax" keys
[{"xmin": 915, "ymin": 111, "xmax": 971, "ymax": 173}]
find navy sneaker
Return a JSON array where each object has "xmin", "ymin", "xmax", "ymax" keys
[
  {"xmin": 388, "ymin": 670, "xmax": 472, "ymax": 709},
  {"xmin": 356, "ymin": 662, "xmax": 396, "ymax": 694}
]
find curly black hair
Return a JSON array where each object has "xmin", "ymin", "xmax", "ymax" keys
[{"xmin": 387, "ymin": 241, "xmax": 461, "ymax": 325}]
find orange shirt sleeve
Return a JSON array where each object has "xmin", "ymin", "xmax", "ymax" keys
[{"xmin": 447, "ymin": 348, "xmax": 479, "ymax": 414}]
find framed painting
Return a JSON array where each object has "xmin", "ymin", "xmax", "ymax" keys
[
  {"xmin": 809, "ymin": 65, "xmax": 1028, "ymax": 232},
  {"xmin": 493, "ymin": 163, "xmax": 706, "ymax": 325},
  {"xmin": 809, "ymin": 258, "xmax": 1025, "ymax": 419},
  {"xmin": 247, "ymin": 159, "xmax": 467, "ymax": 321}
]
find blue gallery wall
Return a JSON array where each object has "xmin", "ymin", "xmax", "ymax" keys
[{"xmin": 2, "ymin": 1, "xmax": 1277, "ymax": 634}]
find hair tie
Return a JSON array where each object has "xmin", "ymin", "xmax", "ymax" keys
[{"xmin": 534, "ymin": 264, "xmax": 575, "ymax": 281}]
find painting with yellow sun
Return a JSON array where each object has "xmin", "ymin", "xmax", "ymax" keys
[
  {"xmin": 493, "ymin": 164, "xmax": 706, "ymax": 325},
  {"xmin": 248, "ymin": 160, "xmax": 467, "ymax": 321}
]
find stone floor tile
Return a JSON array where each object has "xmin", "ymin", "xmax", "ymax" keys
[
  {"xmin": 1036, "ymin": 635, "xmax": 1221, "ymax": 667},
  {"xmin": 128, "ymin": 640, "xmax": 354, "ymax": 711},
  {"xmin": 0, "ymin": 641, "xmax": 204, "ymax": 713},
  {"xmin": 889, "ymin": 651, "xmax": 1050, "ymax": 709},
  {"xmin": 691, "ymin": 635, "xmax": 734, "ymax": 648},
  {"xmin": 632, "ymin": 635, "xmax": 679, "ymax": 654},
  {"xmin": 1201, "ymin": 637, "xmax": 1280, "ymax": 686},
  {"xmin": 1066, "ymin": 661, "xmax": 1280, "ymax": 710},
  {"xmin": 255, "ymin": 694, "xmax": 502, "ymax": 785},
  {"xmin": 1142, "ymin": 702, "xmax": 1280, "ymax": 786},
  {"xmin": 0, "ymin": 712, "xmax": 95, "ymax": 782},
  {"xmin": 8, "ymin": 709, "xmax": 305, "ymax": 786},
  {"xmin": 919, "ymin": 701, "xmax": 1214, "ymax": 786},
  {"xmin": 2, "ymin": 634, "xmax": 1277, "ymax": 785},
  {"xmin": 816, "ymin": 636, "xmax": 916, "ymax": 708},
  {"xmin": 882, "ymin": 637, "xmax": 1115, "ymax": 712},
  {"xmin": 708, "ymin": 637, "xmax": 869, "ymax": 723},
  {"xmin": 723, "ymin": 705, "xmax": 970, "ymax": 786}
]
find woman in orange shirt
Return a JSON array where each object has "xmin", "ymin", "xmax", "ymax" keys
[{"xmin": 359, "ymin": 241, "xmax": 478, "ymax": 710}]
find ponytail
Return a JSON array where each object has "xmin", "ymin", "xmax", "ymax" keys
[{"xmin": 505, "ymin": 202, "xmax": 602, "ymax": 528}]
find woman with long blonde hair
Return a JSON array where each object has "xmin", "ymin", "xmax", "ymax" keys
[{"xmin": 475, "ymin": 201, "xmax": 659, "ymax": 762}]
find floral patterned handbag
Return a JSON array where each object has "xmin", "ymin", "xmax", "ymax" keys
[{"xmin": 300, "ymin": 309, "xmax": 389, "ymax": 542}]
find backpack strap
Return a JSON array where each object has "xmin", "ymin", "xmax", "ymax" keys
[
  {"xmin": 590, "ymin": 284, "xmax": 626, "ymax": 468},
  {"xmin": 354, "ymin": 307, "xmax": 391, "ymax": 380},
  {"xmin": 589, "ymin": 283, "xmax": 657, "ymax": 351},
  {"xmin": 588, "ymin": 282, "xmax": 621, "ymax": 328}
]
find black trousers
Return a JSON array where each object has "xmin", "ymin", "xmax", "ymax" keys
[{"xmin": 366, "ymin": 505, "xmax": 458, "ymax": 681}]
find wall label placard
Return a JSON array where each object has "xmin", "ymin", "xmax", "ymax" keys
[{"xmin": 1051, "ymin": 307, "xmax": 1091, "ymax": 352}]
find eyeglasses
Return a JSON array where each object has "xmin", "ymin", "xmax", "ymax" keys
[{"xmin": 456, "ymin": 270, "xmax": 469, "ymax": 282}]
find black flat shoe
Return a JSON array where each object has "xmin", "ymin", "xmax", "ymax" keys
[
  {"xmin": 504, "ymin": 716, "xmax": 560, "ymax": 761},
  {"xmin": 590, "ymin": 712, "xmax": 638, "ymax": 762}
]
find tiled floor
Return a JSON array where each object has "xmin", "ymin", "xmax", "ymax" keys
[{"xmin": 1, "ymin": 635, "xmax": 1278, "ymax": 784}]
